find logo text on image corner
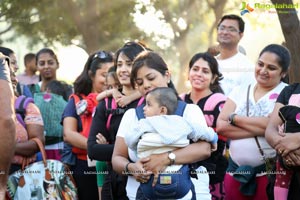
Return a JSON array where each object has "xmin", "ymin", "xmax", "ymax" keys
[{"xmin": 240, "ymin": 2, "xmax": 254, "ymax": 16}]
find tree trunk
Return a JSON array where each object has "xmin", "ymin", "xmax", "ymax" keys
[
  {"xmin": 206, "ymin": 0, "xmax": 227, "ymax": 46},
  {"xmin": 175, "ymin": 33, "xmax": 190, "ymax": 94},
  {"xmin": 61, "ymin": 0, "xmax": 102, "ymax": 54},
  {"xmin": 271, "ymin": 0, "xmax": 300, "ymax": 83}
]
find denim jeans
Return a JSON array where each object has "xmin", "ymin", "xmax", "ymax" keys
[{"xmin": 138, "ymin": 165, "xmax": 192, "ymax": 199}]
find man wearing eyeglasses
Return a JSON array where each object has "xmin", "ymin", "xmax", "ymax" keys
[
  {"xmin": 215, "ymin": 14, "xmax": 255, "ymax": 96},
  {"xmin": 0, "ymin": 54, "xmax": 16, "ymax": 200}
]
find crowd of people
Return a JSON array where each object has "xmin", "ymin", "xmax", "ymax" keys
[{"xmin": 0, "ymin": 13, "xmax": 299, "ymax": 200}]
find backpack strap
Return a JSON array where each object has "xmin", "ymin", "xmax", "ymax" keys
[
  {"xmin": 69, "ymin": 93, "xmax": 84, "ymax": 124},
  {"xmin": 16, "ymin": 83, "xmax": 23, "ymax": 96},
  {"xmin": 69, "ymin": 94, "xmax": 91, "ymax": 160},
  {"xmin": 15, "ymin": 95, "xmax": 34, "ymax": 128},
  {"xmin": 105, "ymin": 97, "xmax": 118, "ymax": 130},
  {"xmin": 179, "ymin": 93, "xmax": 186, "ymax": 101},
  {"xmin": 70, "ymin": 93, "xmax": 82, "ymax": 102},
  {"xmin": 203, "ymin": 93, "xmax": 226, "ymax": 127},
  {"xmin": 136, "ymin": 100, "xmax": 186, "ymax": 120},
  {"xmin": 106, "ymin": 97, "xmax": 145, "ymax": 130},
  {"xmin": 137, "ymin": 96, "xmax": 145, "ymax": 106},
  {"xmin": 203, "ymin": 93, "xmax": 227, "ymax": 142}
]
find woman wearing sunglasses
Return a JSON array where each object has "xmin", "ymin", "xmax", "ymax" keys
[{"xmin": 62, "ymin": 50, "xmax": 114, "ymax": 200}]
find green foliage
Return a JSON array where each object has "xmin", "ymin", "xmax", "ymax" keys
[
  {"xmin": 1, "ymin": 0, "xmax": 73, "ymax": 44},
  {"xmin": 0, "ymin": 0, "xmax": 143, "ymax": 52}
]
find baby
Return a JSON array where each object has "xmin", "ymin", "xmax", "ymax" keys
[{"xmin": 125, "ymin": 87, "xmax": 217, "ymax": 199}]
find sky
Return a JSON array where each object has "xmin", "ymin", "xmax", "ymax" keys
[{"xmin": 0, "ymin": 33, "xmax": 89, "ymax": 84}]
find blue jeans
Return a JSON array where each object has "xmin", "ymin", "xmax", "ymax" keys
[{"xmin": 138, "ymin": 165, "xmax": 192, "ymax": 199}]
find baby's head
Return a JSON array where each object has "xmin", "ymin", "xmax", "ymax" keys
[
  {"xmin": 46, "ymin": 80, "xmax": 72, "ymax": 101},
  {"xmin": 106, "ymin": 66, "xmax": 121, "ymax": 90},
  {"xmin": 143, "ymin": 87, "xmax": 178, "ymax": 117}
]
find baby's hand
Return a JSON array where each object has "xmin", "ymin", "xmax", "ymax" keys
[
  {"xmin": 211, "ymin": 143, "xmax": 218, "ymax": 152},
  {"xmin": 116, "ymin": 96, "xmax": 131, "ymax": 108},
  {"xmin": 278, "ymin": 125, "xmax": 286, "ymax": 137},
  {"xmin": 112, "ymin": 89, "xmax": 123, "ymax": 100},
  {"xmin": 96, "ymin": 133, "xmax": 108, "ymax": 144}
]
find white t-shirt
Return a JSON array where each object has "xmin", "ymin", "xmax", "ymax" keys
[
  {"xmin": 116, "ymin": 103, "xmax": 211, "ymax": 200},
  {"xmin": 217, "ymin": 52, "xmax": 255, "ymax": 96},
  {"xmin": 229, "ymin": 82, "xmax": 287, "ymax": 167}
]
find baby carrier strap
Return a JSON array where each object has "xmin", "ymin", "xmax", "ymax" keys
[
  {"xmin": 105, "ymin": 97, "xmax": 118, "ymax": 130},
  {"xmin": 15, "ymin": 95, "xmax": 34, "ymax": 128},
  {"xmin": 136, "ymin": 100, "xmax": 187, "ymax": 120},
  {"xmin": 203, "ymin": 93, "xmax": 226, "ymax": 127},
  {"xmin": 106, "ymin": 96, "xmax": 145, "ymax": 130}
]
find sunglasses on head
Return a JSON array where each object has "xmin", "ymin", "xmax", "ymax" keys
[{"xmin": 93, "ymin": 51, "xmax": 111, "ymax": 60}]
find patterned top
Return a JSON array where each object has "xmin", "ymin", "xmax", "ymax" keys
[
  {"xmin": 13, "ymin": 98, "xmax": 44, "ymax": 165},
  {"xmin": 229, "ymin": 82, "xmax": 287, "ymax": 167}
]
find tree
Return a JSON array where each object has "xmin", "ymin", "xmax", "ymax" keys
[
  {"xmin": 0, "ymin": 0, "xmax": 143, "ymax": 53},
  {"xmin": 4, "ymin": 0, "xmax": 292, "ymax": 91},
  {"xmin": 1, "ymin": 0, "xmax": 230, "ymax": 91},
  {"xmin": 144, "ymin": 0, "xmax": 229, "ymax": 92},
  {"xmin": 271, "ymin": 0, "xmax": 300, "ymax": 83}
]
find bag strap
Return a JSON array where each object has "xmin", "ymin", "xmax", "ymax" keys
[
  {"xmin": 18, "ymin": 138, "xmax": 51, "ymax": 187},
  {"xmin": 246, "ymin": 85, "xmax": 250, "ymax": 117},
  {"xmin": 247, "ymin": 85, "xmax": 265, "ymax": 158},
  {"xmin": 30, "ymin": 138, "xmax": 47, "ymax": 167}
]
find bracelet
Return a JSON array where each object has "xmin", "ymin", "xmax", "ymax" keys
[
  {"xmin": 228, "ymin": 113, "xmax": 237, "ymax": 126},
  {"xmin": 124, "ymin": 162, "xmax": 132, "ymax": 176}
]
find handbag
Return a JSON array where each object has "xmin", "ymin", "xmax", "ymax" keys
[
  {"xmin": 246, "ymin": 85, "xmax": 276, "ymax": 174},
  {"xmin": 6, "ymin": 138, "xmax": 78, "ymax": 200}
]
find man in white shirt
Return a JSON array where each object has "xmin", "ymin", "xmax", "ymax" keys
[
  {"xmin": 17, "ymin": 53, "xmax": 39, "ymax": 85},
  {"xmin": 216, "ymin": 14, "xmax": 255, "ymax": 96}
]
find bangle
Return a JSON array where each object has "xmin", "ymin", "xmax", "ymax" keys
[
  {"xmin": 124, "ymin": 162, "xmax": 132, "ymax": 176},
  {"xmin": 228, "ymin": 113, "xmax": 237, "ymax": 126}
]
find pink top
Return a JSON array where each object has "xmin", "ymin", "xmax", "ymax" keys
[{"xmin": 16, "ymin": 73, "xmax": 39, "ymax": 85}]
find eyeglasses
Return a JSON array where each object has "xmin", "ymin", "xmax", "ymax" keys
[{"xmin": 217, "ymin": 25, "xmax": 240, "ymax": 33}]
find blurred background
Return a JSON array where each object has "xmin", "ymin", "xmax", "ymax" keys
[{"xmin": 0, "ymin": 0, "xmax": 299, "ymax": 93}]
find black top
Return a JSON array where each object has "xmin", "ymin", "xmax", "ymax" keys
[
  {"xmin": 277, "ymin": 83, "xmax": 300, "ymax": 105},
  {"xmin": 183, "ymin": 92, "xmax": 228, "ymax": 184},
  {"xmin": 87, "ymin": 96, "xmax": 142, "ymax": 161},
  {"xmin": 274, "ymin": 83, "xmax": 300, "ymax": 200}
]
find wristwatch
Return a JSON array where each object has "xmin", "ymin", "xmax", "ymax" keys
[
  {"xmin": 228, "ymin": 113, "xmax": 237, "ymax": 126},
  {"xmin": 168, "ymin": 151, "xmax": 176, "ymax": 166}
]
